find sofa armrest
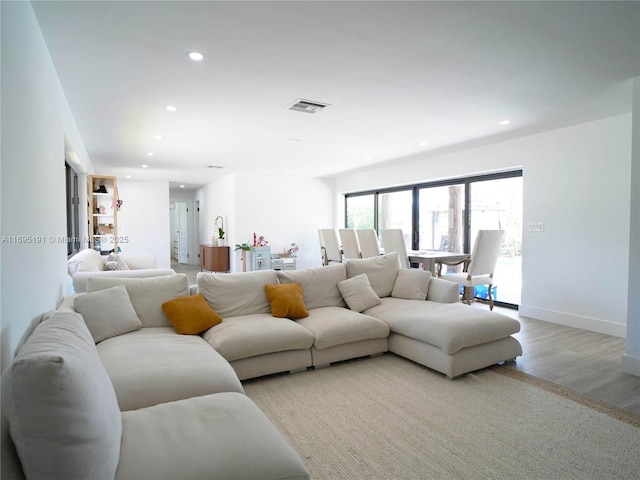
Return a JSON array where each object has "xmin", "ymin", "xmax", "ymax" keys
[{"xmin": 426, "ymin": 277, "xmax": 459, "ymax": 303}]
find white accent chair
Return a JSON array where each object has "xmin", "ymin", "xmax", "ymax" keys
[
  {"xmin": 338, "ymin": 229, "xmax": 361, "ymax": 259},
  {"xmin": 442, "ymin": 229, "xmax": 505, "ymax": 310},
  {"xmin": 380, "ymin": 229, "xmax": 411, "ymax": 269},
  {"xmin": 318, "ymin": 229, "xmax": 343, "ymax": 265},
  {"xmin": 356, "ymin": 229, "xmax": 381, "ymax": 258}
]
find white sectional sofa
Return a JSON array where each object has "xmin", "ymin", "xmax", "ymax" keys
[
  {"xmin": 67, "ymin": 248, "xmax": 175, "ymax": 293},
  {"xmin": 2, "ymin": 252, "xmax": 522, "ymax": 479}
]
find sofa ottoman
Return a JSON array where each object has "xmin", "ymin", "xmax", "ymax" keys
[
  {"xmin": 116, "ymin": 392, "xmax": 310, "ymax": 480},
  {"xmin": 365, "ymin": 297, "xmax": 523, "ymax": 378}
]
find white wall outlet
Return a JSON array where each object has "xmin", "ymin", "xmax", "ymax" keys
[{"xmin": 527, "ymin": 222, "xmax": 544, "ymax": 232}]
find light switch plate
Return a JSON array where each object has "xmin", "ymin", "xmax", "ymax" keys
[{"xmin": 527, "ymin": 222, "xmax": 544, "ymax": 232}]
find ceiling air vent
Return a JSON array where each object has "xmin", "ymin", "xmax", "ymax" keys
[{"xmin": 286, "ymin": 99, "xmax": 330, "ymax": 114}]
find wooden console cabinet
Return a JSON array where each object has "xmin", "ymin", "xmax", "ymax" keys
[{"xmin": 200, "ymin": 245, "xmax": 230, "ymax": 273}]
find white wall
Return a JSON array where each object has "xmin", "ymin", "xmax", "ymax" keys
[
  {"xmin": 335, "ymin": 114, "xmax": 633, "ymax": 338},
  {"xmin": 0, "ymin": 2, "xmax": 93, "ymax": 371},
  {"xmin": 623, "ymin": 77, "xmax": 640, "ymax": 376},
  {"xmin": 117, "ymin": 180, "xmax": 171, "ymax": 269},
  {"xmin": 234, "ymin": 173, "xmax": 335, "ymax": 271},
  {"xmin": 196, "ymin": 173, "xmax": 335, "ymax": 272}
]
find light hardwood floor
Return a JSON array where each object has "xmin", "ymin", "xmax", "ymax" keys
[
  {"xmin": 486, "ymin": 304, "xmax": 640, "ymax": 415},
  {"xmin": 171, "ymin": 262, "xmax": 640, "ymax": 415}
]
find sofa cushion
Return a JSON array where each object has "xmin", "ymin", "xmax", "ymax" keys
[
  {"xmin": 278, "ymin": 263, "xmax": 347, "ymax": 309},
  {"xmin": 365, "ymin": 297, "xmax": 521, "ymax": 354},
  {"xmin": 391, "ymin": 268, "xmax": 432, "ymax": 300},
  {"xmin": 97, "ymin": 327, "xmax": 244, "ymax": 411},
  {"xmin": 74, "ymin": 284, "xmax": 142, "ymax": 342},
  {"xmin": 116, "ymin": 392, "xmax": 310, "ymax": 480},
  {"xmin": 87, "ymin": 274, "xmax": 189, "ymax": 328},
  {"xmin": 3, "ymin": 311, "xmax": 121, "ymax": 480},
  {"xmin": 67, "ymin": 248, "xmax": 105, "ymax": 274},
  {"xmin": 338, "ymin": 274, "xmax": 381, "ymax": 312},
  {"xmin": 198, "ymin": 270, "xmax": 278, "ymax": 318},
  {"xmin": 202, "ymin": 313, "xmax": 314, "ymax": 362},
  {"xmin": 265, "ymin": 283, "xmax": 309, "ymax": 319},
  {"xmin": 296, "ymin": 306, "xmax": 390, "ymax": 350},
  {"xmin": 345, "ymin": 252, "xmax": 400, "ymax": 298},
  {"xmin": 161, "ymin": 294, "xmax": 222, "ymax": 334}
]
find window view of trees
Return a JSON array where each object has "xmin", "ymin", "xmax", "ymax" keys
[{"xmin": 345, "ymin": 194, "xmax": 375, "ymax": 229}]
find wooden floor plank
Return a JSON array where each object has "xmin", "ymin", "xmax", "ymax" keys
[{"xmin": 483, "ymin": 305, "xmax": 640, "ymax": 415}]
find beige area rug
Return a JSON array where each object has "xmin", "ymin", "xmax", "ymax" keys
[{"xmin": 243, "ymin": 354, "xmax": 640, "ymax": 480}]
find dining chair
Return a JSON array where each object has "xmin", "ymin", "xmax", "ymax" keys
[
  {"xmin": 318, "ymin": 229, "xmax": 343, "ymax": 265},
  {"xmin": 338, "ymin": 229, "xmax": 361, "ymax": 259},
  {"xmin": 443, "ymin": 229, "xmax": 504, "ymax": 310},
  {"xmin": 356, "ymin": 229, "xmax": 381, "ymax": 258},
  {"xmin": 380, "ymin": 229, "xmax": 411, "ymax": 269}
]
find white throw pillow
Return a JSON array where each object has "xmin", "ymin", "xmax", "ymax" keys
[
  {"xmin": 338, "ymin": 273, "xmax": 381, "ymax": 312},
  {"xmin": 74, "ymin": 285, "xmax": 142, "ymax": 343},
  {"xmin": 87, "ymin": 274, "xmax": 188, "ymax": 327},
  {"xmin": 68, "ymin": 248, "xmax": 105, "ymax": 273},
  {"xmin": 3, "ymin": 311, "xmax": 121, "ymax": 480},
  {"xmin": 345, "ymin": 252, "xmax": 400, "ymax": 298},
  {"xmin": 391, "ymin": 268, "xmax": 432, "ymax": 300}
]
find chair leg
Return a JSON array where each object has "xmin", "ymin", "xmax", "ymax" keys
[
  {"xmin": 488, "ymin": 284, "xmax": 494, "ymax": 310},
  {"xmin": 463, "ymin": 286, "xmax": 472, "ymax": 305}
]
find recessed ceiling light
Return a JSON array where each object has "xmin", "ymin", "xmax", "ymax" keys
[
  {"xmin": 125, "ymin": 175, "xmax": 132, "ymax": 179},
  {"xmin": 146, "ymin": 152, "xmax": 154, "ymax": 157},
  {"xmin": 166, "ymin": 105, "xmax": 177, "ymax": 112},
  {"xmin": 366, "ymin": 156, "xmax": 373, "ymax": 161},
  {"xmin": 187, "ymin": 51, "xmax": 204, "ymax": 61},
  {"xmin": 499, "ymin": 119, "xmax": 511, "ymax": 125},
  {"xmin": 141, "ymin": 164, "xmax": 149, "ymax": 168},
  {"xmin": 154, "ymin": 134, "xmax": 163, "ymax": 140},
  {"xmin": 419, "ymin": 141, "xmax": 428, "ymax": 147},
  {"xmin": 180, "ymin": 185, "xmax": 185, "ymax": 188}
]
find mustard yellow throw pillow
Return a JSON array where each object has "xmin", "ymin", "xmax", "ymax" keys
[
  {"xmin": 161, "ymin": 294, "xmax": 222, "ymax": 335},
  {"xmin": 265, "ymin": 283, "xmax": 309, "ymax": 320}
]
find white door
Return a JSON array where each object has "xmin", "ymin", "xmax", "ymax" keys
[{"xmin": 177, "ymin": 202, "xmax": 189, "ymax": 264}]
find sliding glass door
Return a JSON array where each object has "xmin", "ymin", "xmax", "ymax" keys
[
  {"xmin": 469, "ymin": 176, "xmax": 523, "ymax": 305},
  {"xmin": 417, "ymin": 185, "xmax": 464, "ymax": 253},
  {"xmin": 378, "ymin": 190, "xmax": 413, "ymax": 250},
  {"xmin": 345, "ymin": 170, "xmax": 522, "ymax": 307}
]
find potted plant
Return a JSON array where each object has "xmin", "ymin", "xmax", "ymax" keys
[
  {"xmin": 214, "ymin": 216, "xmax": 225, "ymax": 246},
  {"xmin": 234, "ymin": 243, "xmax": 252, "ymax": 272}
]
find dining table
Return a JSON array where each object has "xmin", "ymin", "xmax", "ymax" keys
[{"xmin": 407, "ymin": 251, "xmax": 471, "ymax": 276}]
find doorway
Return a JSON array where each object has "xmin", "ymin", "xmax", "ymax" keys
[{"xmin": 170, "ymin": 201, "xmax": 190, "ymax": 264}]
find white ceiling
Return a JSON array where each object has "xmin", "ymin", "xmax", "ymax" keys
[{"xmin": 32, "ymin": 1, "xmax": 640, "ymax": 189}]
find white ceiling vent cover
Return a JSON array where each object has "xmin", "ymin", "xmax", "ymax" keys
[{"xmin": 286, "ymin": 99, "xmax": 330, "ymax": 114}]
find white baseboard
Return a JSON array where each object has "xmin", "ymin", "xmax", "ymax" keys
[
  {"xmin": 621, "ymin": 354, "xmax": 640, "ymax": 377},
  {"xmin": 518, "ymin": 305, "xmax": 627, "ymax": 338}
]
